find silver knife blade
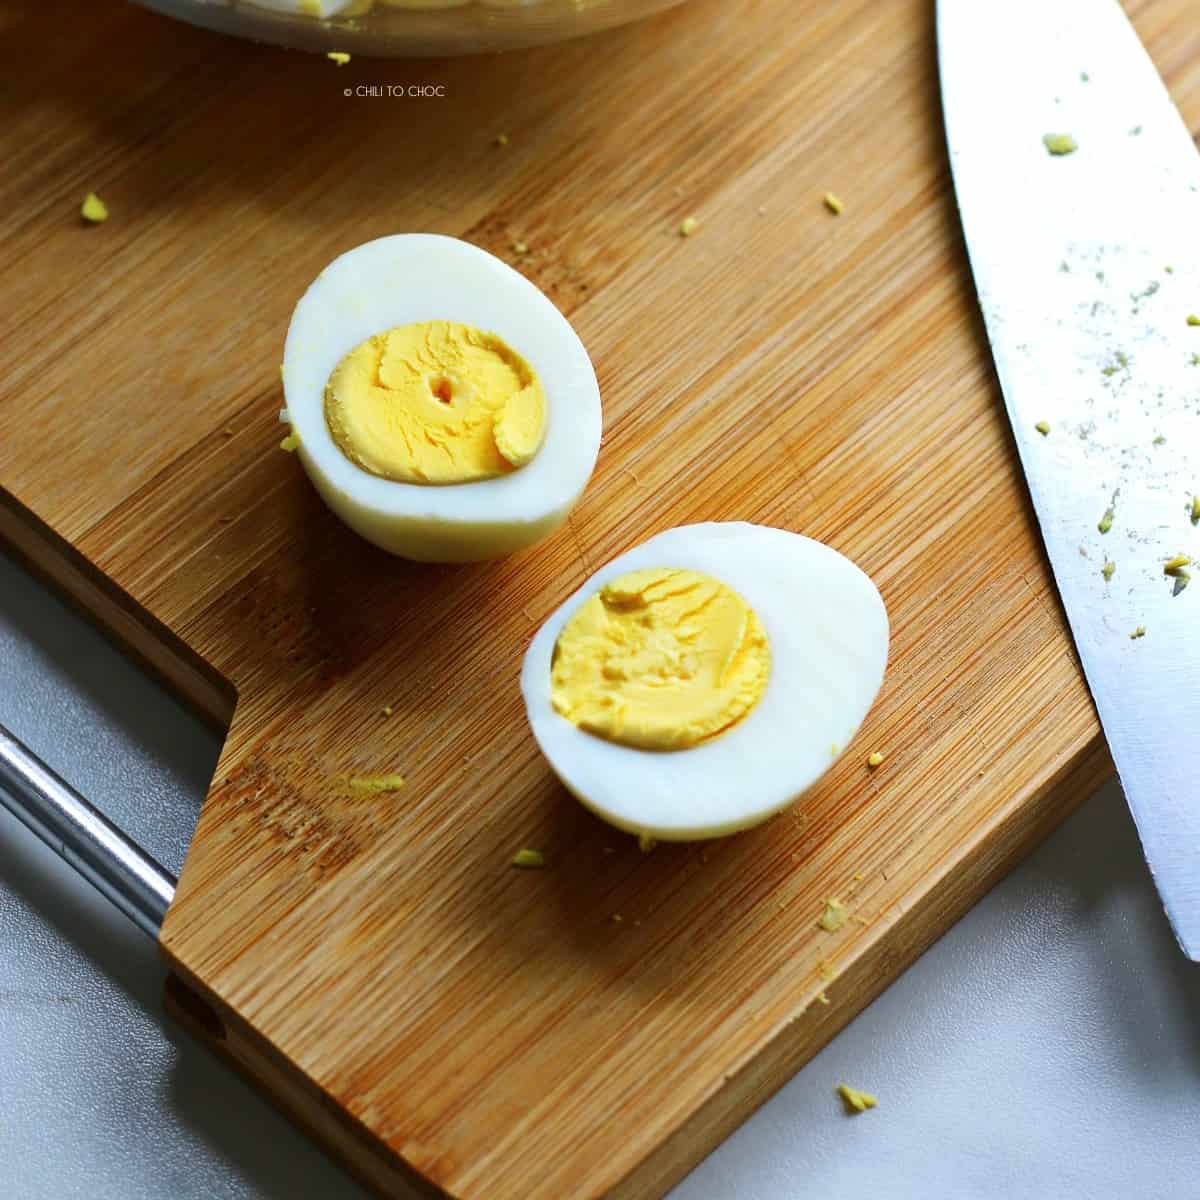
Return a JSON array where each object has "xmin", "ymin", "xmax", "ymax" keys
[{"xmin": 939, "ymin": 0, "xmax": 1200, "ymax": 958}]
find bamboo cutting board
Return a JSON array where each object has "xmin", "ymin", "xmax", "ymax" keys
[{"xmin": 3, "ymin": 0, "xmax": 1191, "ymax": 1195}]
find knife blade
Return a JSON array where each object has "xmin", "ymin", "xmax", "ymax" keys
[{"xmin": 938, "ymin": 0, "xmax": 1200, "ymax": 958}]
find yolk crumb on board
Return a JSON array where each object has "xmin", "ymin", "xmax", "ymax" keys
[
  {"xmin": 381, "ymin": 706, "xmax": 394, "ymax": 717},
  {"xmin": 638, "ymin": 833, "xmax": 658, "ymax": 854},
  {"xmin": 81, "ymin": 192, "xmax": 108, "ymax": 223},
  {"xmin": 823, "ymin": 192, "xmax": 844, "ymax": 215},
  {"xmin": 819, "ymin": 898, "xmax": 849, "ymax": 933},
  {"xmin": 512, "ymin": 848, "xmax": 545, "ymax": 868},
  {"xmin": 1042, "ymin": 133, "xmax": 1078, "ymax": 155},
  {"xmin": 327, "ymin": 51, "xmax": 350, "ymax": 65},
  {"xmin": 867, "ymin": 751, "xmax": 885, "ymax": 768},
  {"xmin": 678, "ymin": 216, "xmax": 700, "ymax": 237},
  {"xmin": 837, "ymin": 1085, "xmax": 878, "ymax": 1114},
  {"xmin": 347, "ymin": 774, "xmax": 406, "ymax": 794},
  {"xmin": 280, "ymin": 432, "xmax": 301, "ymax": 453},
  {"xmin": 495, "ymin": 132, "xmax": 509, "ymax": 147},
  {"xmin": 1035, "ymin": 420, "xmax": 1051, "ymax": 436},
  {"xmin": 511, "ymin": 239, "xmax": 530, "ymax": 255}
]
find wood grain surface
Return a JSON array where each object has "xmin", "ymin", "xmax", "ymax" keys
[{"xmin": 2, "ymin": 1, "xmax": 1192, "ymax": 1196}]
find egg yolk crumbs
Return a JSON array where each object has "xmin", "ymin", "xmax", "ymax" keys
[
  {"xmin": 324, "ymin": 320, "xmax": 546, "ymax": 485},
  {"xmin": 550, "ymin": 568, "xmax": 770, "ymax": 751},
  {"xmin": 81, "ymin": 192, "xmax": 108, "ymax": 223}
]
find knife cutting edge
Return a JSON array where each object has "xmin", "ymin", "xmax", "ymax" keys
[{"xmin": 939, "ymin": 0, "xmax": 1200, "ymax": 957}]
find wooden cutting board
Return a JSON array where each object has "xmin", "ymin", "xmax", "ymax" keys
[{"xmin": 4, "ymin": 0, "xmax": 1190, "ymax": 1195}]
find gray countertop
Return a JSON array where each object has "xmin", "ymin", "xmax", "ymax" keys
[{"xmin": 2, "ymin": 546, "xmax": 1198, "ymax": 1199}]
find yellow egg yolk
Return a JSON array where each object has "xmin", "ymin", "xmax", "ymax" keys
[
  {"xmin": 324, "ymin": 320, "xmax": 546, "ymax": 485},
  {"xmin": 550, "ymin": 568, "xmax": 770, "ymax": 751}
]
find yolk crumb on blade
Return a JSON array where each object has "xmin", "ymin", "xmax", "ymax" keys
[
  {"xmin": 324, "ymin": 320, "xmax": 547, "ymax": 484},
  {"xmin": 837, "ymin": 1084, "xmax": 877, "ymax": 1114},
  {"xmin": 1043, "ymin": 132, "xmax": 1078, "ymax": 155},
  {"xmin": 550, "ymin": 567, "xmax": 770, "ymax": 751}
]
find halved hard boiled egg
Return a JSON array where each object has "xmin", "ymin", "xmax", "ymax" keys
[
  {"xmin": 282, "ymin": 234, "xmax": 601, "ymax": 561},
  {"xmin": 521, "ymin": 523, "xmax": 889, "ymax": 840}
]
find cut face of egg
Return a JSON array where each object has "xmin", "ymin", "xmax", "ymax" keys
[
  {"xmin": 282, "ymin": 235, "xmax": 601, "ymax": 561},
  {"xmin": 521, "ymin": 523, "xmax": 889, "ymax": 840}
]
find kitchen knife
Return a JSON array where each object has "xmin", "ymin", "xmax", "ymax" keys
[{"xmin": 939, "ymin": 0, "xmax": 1200, "ymax": 957}]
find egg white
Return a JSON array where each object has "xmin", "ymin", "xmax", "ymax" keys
[
  {"xmin": 521, "ymin": 523, "xmax": 889, "ymax": 840},
  {"xmin": 283, "ymin": 234, "xmax": 601, "ymax": 562}
]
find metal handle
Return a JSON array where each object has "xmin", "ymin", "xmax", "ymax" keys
[{"xmin": 0, "ymin": 723, "xmax": 176, "ymax": 937}]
